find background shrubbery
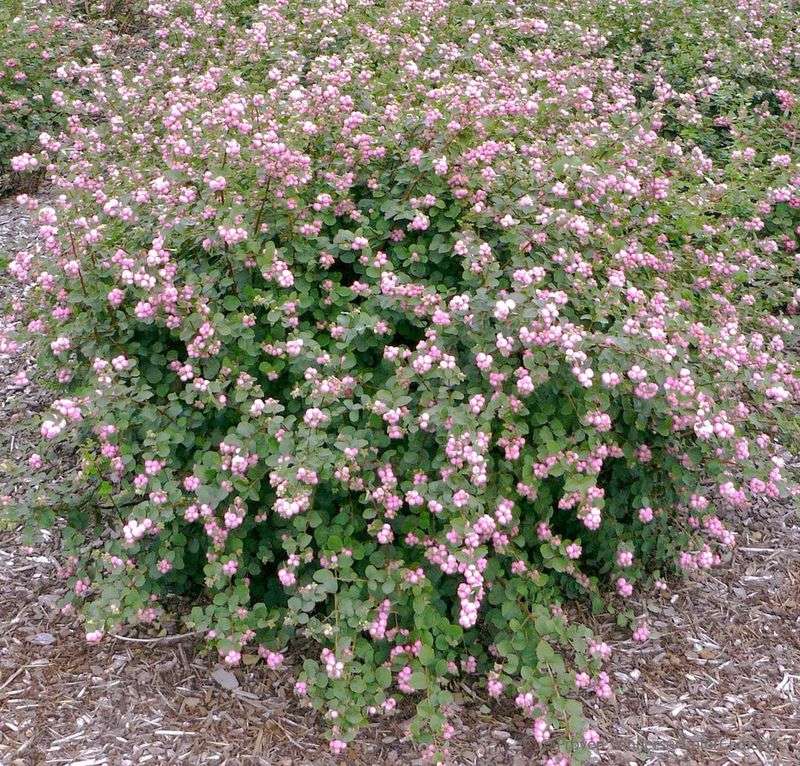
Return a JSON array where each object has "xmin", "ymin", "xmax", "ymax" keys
[
  {"xmin": 4, "ymin": 0, "xmax": 799, "ymax": 762},
  {"xmin": 1, "ymin": 2, "xmax": 90, "ymax": 193},
  {"xmin": 0, "ymin": 1, "xmax": 143, "ymax": 194}
]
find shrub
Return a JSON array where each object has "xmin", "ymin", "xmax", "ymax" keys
[
  {"xmin": 5, "ymin": 0, "xmax": 799, "ymax": 761},
  {"xmin": 0, "ymin": 2, "xmax": 112, "ymax": 195}
]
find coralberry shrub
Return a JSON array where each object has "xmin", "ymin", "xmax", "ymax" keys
[
  {"xmin": 0, "ymin": 1, "xmax": 112, "ymax": 194},
  {"xmin": 4, "ymin": 0, "xmax": 800, "ymax": 762}
]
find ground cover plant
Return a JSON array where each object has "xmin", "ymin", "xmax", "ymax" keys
[
  {"xmin": 0, "ymin": 1, "xmax": 116, "ymax": 194},
  {"xmin": 3, "ymin": 0, "xmax": 800, "ymax": 762}
]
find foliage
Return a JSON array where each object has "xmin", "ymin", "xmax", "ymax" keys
[
  {"xmin": 4, "ymin": 0, "xmax": 800, "ymax": 762},
  {"xmin": 0, "ymin": 2, "xmax": 110, "ymax": 194}
]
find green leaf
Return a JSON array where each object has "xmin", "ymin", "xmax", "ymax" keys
[
  {"xmin": 350, "ymin": 677, "xmax": 367, "ymax": 694},
  {"xmin": 418, "ymin": 644, "xmax": 436, "ymax": 667},
  {"xmin": 536, "ymin": 639, "xmax": 556, "ymax": 664},
  {"xmin": 375, "ymin": 667, "xmax": 392, "ymax": 688}
]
